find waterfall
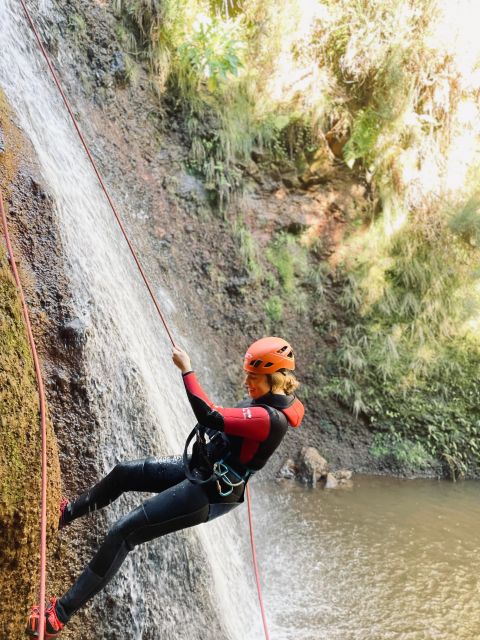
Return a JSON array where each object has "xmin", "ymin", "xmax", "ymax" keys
[{"xmin": 0, "ymin": 2, "xmax": 262, "ymax": 638}]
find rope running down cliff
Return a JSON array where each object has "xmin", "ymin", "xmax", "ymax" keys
[
  {"xmin": 0, "ymin": 189, "xmax": 49, "ymax": 640},
  {"xmin": 18, "ymin": 1, "xmax": 271, "ymax": 638}
]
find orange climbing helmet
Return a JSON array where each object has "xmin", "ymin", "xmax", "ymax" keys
[{"xmin": 243, "ymin": 336, "xmax": 295, "ymax": 374}]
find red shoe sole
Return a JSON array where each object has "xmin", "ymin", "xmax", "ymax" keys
[{"xmin": 26, "ymin": 600, "xmax": 63, "ymax": 638}]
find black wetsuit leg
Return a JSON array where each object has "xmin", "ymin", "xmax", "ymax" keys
[
  {"xmin": 63, "ymin": 455, "xmax": 187, "ymax": 525},
  {"xmin": 56, "ymin": 478, "xmax": 210, "ymax": 623},
  {"xmin": 56, "ymin": 457, "xmax": 244, "ymax": 623}
]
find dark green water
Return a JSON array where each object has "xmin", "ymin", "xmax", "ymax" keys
[{"xmin": 250, "ymin": 476, "xmax": 480, "ymax": 640}]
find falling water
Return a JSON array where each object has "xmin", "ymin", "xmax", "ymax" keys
[{"xmin": 0, "ymin": 2, "xmax": 262, "ymax": 638}]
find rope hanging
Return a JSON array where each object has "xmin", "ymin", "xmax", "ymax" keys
[
  {"xmin": 19, "ymin": 0, "xmax": 177, "ymax": 349},
  {"xmin": 0, "ymin": 189, "xmax": 48, "ymax": 640}
]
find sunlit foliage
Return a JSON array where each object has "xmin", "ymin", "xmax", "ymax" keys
[{"xmin": 112, "ymin": 0, "xmax": 480, "ymax": 473}]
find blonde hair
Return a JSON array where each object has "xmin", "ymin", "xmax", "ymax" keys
[{"xmin": 268, "ymin": 369, "xmax": 300, "ymax": 395}]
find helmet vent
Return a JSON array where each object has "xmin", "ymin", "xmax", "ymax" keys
[
  {"xmin": 277, "ymin": 345, "xmax": 288, "ymax": 354},
  {"xmin": 250, "ymin": 359, "xmax": 263, "ymax": 368},
  {"xmin": 264, "ymin": 362, "xmax": 274, "ymax": 368}
]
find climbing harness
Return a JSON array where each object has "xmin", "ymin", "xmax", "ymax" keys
[
  {"xmin": 212, "ymin": 460, "xmax": 253, "ymax": 497},
  {"xmin": 15, "ymin": 2, "xmax": 272, "ymax": 638},
  {"xmin": 182, "ymin": 425, "xmax": 216, "ymax": 486},
  {"xmin": 182, "ymin": 425, "xmax": 254, "ymax": 496}
]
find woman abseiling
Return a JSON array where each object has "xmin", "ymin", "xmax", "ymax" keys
[{"xmin": 27, "ymin": 337, "xmax": 304, "ymax": 638}]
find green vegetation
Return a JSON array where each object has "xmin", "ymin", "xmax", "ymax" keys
[
  {"xmin": 233, "ymin": 220, "xmax": 263, "ymax": 281},
  {"xmin": 370, "ymin": 431, "xmax": 435, "ymax": 473},
  {"xmin": 0, "ymin": 92, "xmax": 61, "ymax": 638},
  {"xmin": 366, "ymin": 354, "xmax": 480, "ymax": 479},
  {"xmin": 265, "ymin": 295, "xmax": 283, "ymax": 324},
  {"xmin": 68, "ymin": 13, "xmax": 87, "ymax": 39},
  {"xmin": 177, "ymin": 15, "xmax": 243, "ymax": 93},
  {"xmin": 266, "ymin": 234, "xmax": 305, "ymax": 294},
  {"xmin": 112, "ymin": 0, "xmax": 324, "ymax": 205},
  {"xmin": 0, "ymin": 252, "xmax": 39, "ymax": 507},
  {"xmin": 313, "ymin": 0, "xmax": 480, "ymax": 477},
  {"xmin": 112, "ymin": 0, "xmax": 480, "ymax": 475},
  {"xmin": 326, "ymin": 222, "xmax": 480, "ymax": 477},
  {"xmin": 0, "ymin": 243, "xmax": 58, "ymax": 640}
]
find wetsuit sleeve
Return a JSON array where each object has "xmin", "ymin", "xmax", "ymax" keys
[{"xmin": 182, "ymin": 371, "xmax": 270, "ymax": 440}]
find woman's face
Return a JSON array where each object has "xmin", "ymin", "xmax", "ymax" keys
[{"xmin": 244, "ymin": 372, "xmax": 270, "ymax": 399}]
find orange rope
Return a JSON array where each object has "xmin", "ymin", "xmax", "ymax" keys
[
  {"xmin": 246, "ymin": 484, "xmax": 271, "ymax": 640},
  {"xmin": 18, "ymin": 1, "xmax": 271, "ymax": 637},
  {"xmin": 0, "ymin": 189, "xmax": 48, "ymax": 640},
  {"xmin": 19, "ymin": 0, "xmax": 177, "ymax": 349}
]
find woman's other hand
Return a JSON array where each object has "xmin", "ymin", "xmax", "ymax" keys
[{"xmin": 172, "ymin": 347, "xmax": 192, "ymax": 374}]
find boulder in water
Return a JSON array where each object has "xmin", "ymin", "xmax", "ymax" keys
[
  {"xmin": 324, "ymin": 472, "xmax": 338, "ymax": 489},
  {"xmin": 297, "ymin": 446, "xmax": 329, "ymax": 487},
  {"xmin": 276, "ymin": 458, "xmax": 297, "ymax": 480},
  {"xmin": 325, "ymin": 469, "xmax": 354, "ymax": 489},
  {"xmin": 334, "ymin": 469, "xmax": 353, "ymax": 481}
]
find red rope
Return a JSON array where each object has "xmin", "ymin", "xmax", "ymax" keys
[
  {"xmin": 0, "ymin": 189, "xmax": 48, "ymax": 640},
  {"xmin": 19, "ymin": 1, "xmax": 271, "ymax": 638},
  {"xmin": 246, "ymin": 484, "xmax": 271, "ymax": 640}
]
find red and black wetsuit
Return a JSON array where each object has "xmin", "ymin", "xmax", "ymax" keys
[
  {"xmin": 54, "ymin": 372, "xmax": 304, "ymax": 625},
  {"xmin": 183, "ymin": 370, "xmax": 304, "ymax": 473}
]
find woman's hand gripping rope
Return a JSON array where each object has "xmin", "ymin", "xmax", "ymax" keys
[{"xmin": 172, "ymin": 347, "xmax": 192, "ymax": 374}]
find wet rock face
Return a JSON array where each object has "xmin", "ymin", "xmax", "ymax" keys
[
  {"xmin": 110, "ymin": 51, "xmax": 126, "ymax": 83},
  {"xmin": 29, "ymin": 177, "xmax": 48, "ymax": 199},
  {"xmin": 224, "ymin": 275, "xmax": 250, "ymax": 296},
  {"xmin": 59, "ymin": 317, "xmax": 89, "ymax": 350}
]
